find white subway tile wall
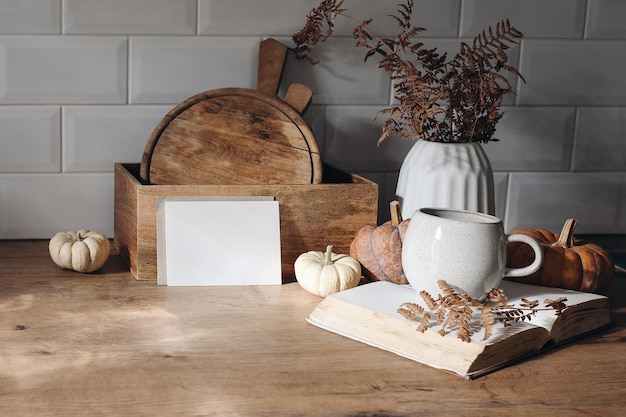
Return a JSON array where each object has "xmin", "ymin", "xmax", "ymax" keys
[
  {"xmin": 0, "ymin": 106, "xmax": 60, "ymax": 172},
  {"xmin": 574, "ymin": 108, "xmax": 626, "ymax": 171},
  {"xmin": 323, "ymin": 106, "xmax": 414, "ymax": 172},
  {"xmin": 0, "ymin": 36, "xmax": 128, "ymax": 104},
  {"xmin": 281, "ymin": 38, "xmax": 392, "ymax": 105},
  {"xmin": 0, "ymin": 0, "xmax": 60, "ymax": 34},
  {"xmin": 0, "ymin": 173, "xmax": 113, "ymax": 238},
  {"xmin": 484, "ymin": 107, "xmax": 576, "ymax": 172},
  {"xmin": 0, "ymin": 0, "xmax": 624, "ymax": 239},
  {"xmin": 129, "ymin": 36, "xmax": 260, "ymax": 104},
  {"xmin": 586, "ymin": 0, "xmax": 626, "ymax": 39},
  {"xmin": 62, "ymin": 105, "xmax": 171, "ymax": 172},
  {"xmin": 63, "ymin": 0, "xmax": 197, "ymax": 35},
  {"xmin": 518, "ymin": 40, "xmax": 626, "ymax": 106},
  {"xmin": 461, "ymin": 0, "xmax": 586, "ymax": 38}
]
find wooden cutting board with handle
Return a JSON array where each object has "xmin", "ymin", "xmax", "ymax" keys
[{"xmin": 140, "ymin": 39, "xmax": 321, "ymax": 185}]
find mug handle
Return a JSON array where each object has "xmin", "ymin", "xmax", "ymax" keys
[{"xmin": 503, "ymin": 234, "xmax": 544, "ymax": 277}]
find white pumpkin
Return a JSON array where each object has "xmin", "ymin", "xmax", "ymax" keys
[
  {"xmin": 49, "ymin": 229, "xmax": 111, "ymax": 273},
  {"xmin": 294, "ymin": 245, "xmax": 361, "ymax": 297}
]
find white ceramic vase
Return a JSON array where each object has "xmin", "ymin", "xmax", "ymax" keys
[{"xmin": 395, "ymin": 140, "xmax": 495, "ymax": 220}]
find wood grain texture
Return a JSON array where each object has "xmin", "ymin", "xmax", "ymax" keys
[
  {"xmin": 256, "ymin": 38, "xmax": 287, "ymax": 96},
  {"xmin": 115, "ymin": 163, "xmax": 378, "ymax": 281},
  {"xmin": 283, "ymin": 82, "xmax": 313, "ymax": 114},
  {"xmin": 140, "ymin": 88, "xmax": 321, "ymax": 186},
  {"xmin": 114, "ymin": 162, "xmax": 140, "ymax": 277},
  {"xmin": 1, "ymin": 241, "xmax": 625, "ymax": 417}
]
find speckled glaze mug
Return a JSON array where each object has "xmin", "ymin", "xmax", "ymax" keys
[{"xmin": 401, "ymin": 208, "xmax": 544, "ymax": 299}]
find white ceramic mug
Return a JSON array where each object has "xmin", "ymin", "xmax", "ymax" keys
[{"xmin": 401, "ymin": 208, "xmax": 543, "ymax": 299}]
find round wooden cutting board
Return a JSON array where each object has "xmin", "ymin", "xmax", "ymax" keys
[{"xmin": 140, "ymin": 87, "xmax": 322, "ymax": 185}]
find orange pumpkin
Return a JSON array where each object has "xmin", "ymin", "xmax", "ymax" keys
[
  {"xmin": 350, "ymin": 201, "xmax": 410, "ymax": 284},
  {"xmin": 506, "ymin": 219, "xmax": 614, "ymax": 292}
]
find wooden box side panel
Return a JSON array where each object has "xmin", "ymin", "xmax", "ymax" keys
[
  {"xmin": 113, "ymin": 163, "xmax": 139, "ymax": 277},
  {"xmin": 135, "ymin": 184, "xmax": 378, "ymax": 282},
  {"xmin": 277, "ymin": 185, "xmax": 378, "ymax": 279},
  {"xmin": 118, "ymin": 164, "xmax": 379, "ymax": 282}
]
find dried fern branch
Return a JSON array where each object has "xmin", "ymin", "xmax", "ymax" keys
[
  {"xmin": 397, "ymin": 280, "xmax": 567, "ymax": 343},
  {"xmin": 292, "ymin": 0, "xmax": 525, "ymax": 144}
]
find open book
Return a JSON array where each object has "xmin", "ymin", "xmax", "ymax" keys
[{"xmin": 307, "ymin": 280, "xmax": 612, "ymax": 379}]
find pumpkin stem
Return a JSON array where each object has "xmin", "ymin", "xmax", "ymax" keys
[
  {"xmin": 324, "ymin": 245, "xmax": 334, "ymax": 265},
  {"xmin": 553, "ymin": 218, "xmax": 577, "ymax": 249},
  {"xmin": 390, "ymin": 200, "xmax": 402, "ymax": 227}
]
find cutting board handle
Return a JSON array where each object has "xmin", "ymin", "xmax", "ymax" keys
[
  {"xmin": 284, "ymin": 83, "xmax": 313, "ymax": 115},
  {"xmin": 257, "ymin": 38, "xmax": 288, "ymax": 96}
]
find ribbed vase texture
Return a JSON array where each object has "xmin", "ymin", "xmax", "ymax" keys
[{"xmin": 395, "ymin": 140, "xmax": 495, "ymax": 220}]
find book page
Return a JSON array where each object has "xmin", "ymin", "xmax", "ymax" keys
[
  {"xmin": 327, "ymin": 280, "xmax": 607, "ymax": 344},
  {"xmin": 327, "ymin": 282, "xmax": 530, "ymax": 345},
  {"xmin": 309, "ymin": 280, "xmax": 610, "ymax": 378},
  {"xmin": 499, "ymin": 280, "xmax": 608, "ymax": 333}
]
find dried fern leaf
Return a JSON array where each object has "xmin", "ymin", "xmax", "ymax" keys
[
  {"xmin": 480, "ymin": 306, "xmax": 495, "ymax": 340},
  {"xmin": 293, "ymin": 0, "xmax": 525, "ymax": 144}
]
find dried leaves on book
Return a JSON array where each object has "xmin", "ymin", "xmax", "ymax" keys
[{"xmin": 397, "ymin": 280, "xmax": 567, "ymax": 342}]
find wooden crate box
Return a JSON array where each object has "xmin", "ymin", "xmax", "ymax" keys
[{"xmin": 114, "ymin": 163, "xmax": 378, "ymax": 282}]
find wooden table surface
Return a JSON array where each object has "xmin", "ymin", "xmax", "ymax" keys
[{"xmin": 1, "ymin": 240, "xmax": 625, "ymax": 417}]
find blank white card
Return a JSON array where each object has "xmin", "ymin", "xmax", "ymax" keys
[{"xmin": 156, "ymin": 196, "xmax": 282, "ymax": 286}]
